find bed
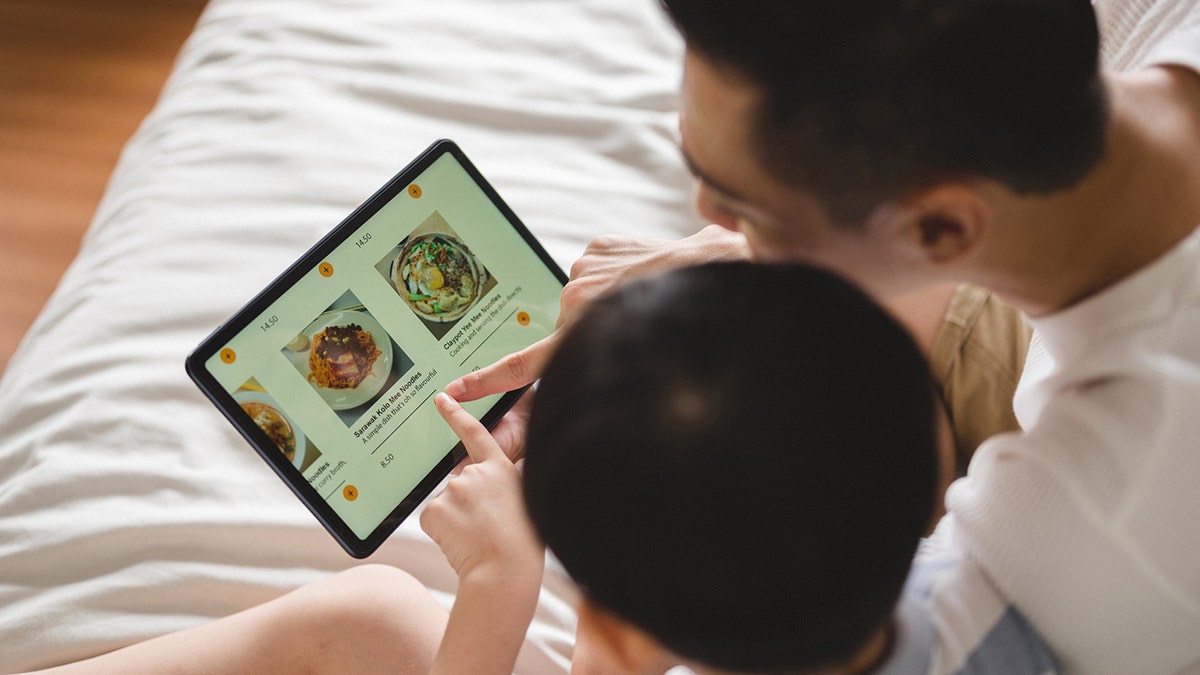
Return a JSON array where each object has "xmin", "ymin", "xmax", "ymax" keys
[{"xmin": 0, "ymin": 0, "xmax": 703, "ymax": 670}]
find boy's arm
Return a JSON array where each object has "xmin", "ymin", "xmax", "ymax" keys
[
  {"xmin": 422, "ymin": 393, "xmax": 546, "ymax": 675},
  {"xmin": 433, "ymin": 562, "xmax": 543, "ymax": 675}
]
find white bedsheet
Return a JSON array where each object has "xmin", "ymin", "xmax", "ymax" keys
[{"xmin": 0, "ymin": 0, "xmax": 701, "ymax": 670}]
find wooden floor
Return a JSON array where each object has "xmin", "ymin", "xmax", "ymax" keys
[{"xmin": 0, "ymin": 0, "xmax": 208, "ymax": 377}]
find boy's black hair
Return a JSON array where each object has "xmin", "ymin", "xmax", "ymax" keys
[
  {"xmin": 522, "ymin": 262, "xmax": 939, "ymax": 672},
  {"xmin": 662, "ymin": 0, "xmax": 1108, "ymax": 225}
]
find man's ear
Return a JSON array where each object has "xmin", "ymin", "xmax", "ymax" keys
[
  {"xmin": 577, "ymin": 598, "xmax": 671, "ymax": 674},
  {"xmin": 898, "ymin": 184, "xmax": 990, "ymax": 266}
]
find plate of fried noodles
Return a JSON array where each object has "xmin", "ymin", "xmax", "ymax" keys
[{"xmin": 292, "ymin": 309, "xmax": 393, "ymax": 410}]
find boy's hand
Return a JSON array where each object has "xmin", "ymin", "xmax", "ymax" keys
[
  {"xmin": 421, "ymin": 393, "xmax": 544, "ymax": 583},
  {"xmin": 423, "ymin": 393, "xmax": 544, "ymax": 675}
]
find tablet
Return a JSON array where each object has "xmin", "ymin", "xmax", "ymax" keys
[{"xmin": 186, "ymin": 140, "xmax": 567, "ymax": 558}]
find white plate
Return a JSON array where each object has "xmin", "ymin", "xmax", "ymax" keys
[{"xmin": 293, "ymin": 309, "xmax": 393, "ymax": 410}]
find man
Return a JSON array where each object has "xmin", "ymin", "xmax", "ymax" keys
[{"xmin": 448, "ymin": 1, "xmax": 1200, "ymax": 672}]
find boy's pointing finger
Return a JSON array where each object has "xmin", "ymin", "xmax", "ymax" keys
[{"xmin": 435, "ymin": 392, "xmax": 503, "ymax": 464}]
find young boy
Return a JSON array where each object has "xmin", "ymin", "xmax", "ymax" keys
[
  {"xmin": 27, "ymin": 263, "xmax": 1049, "ymax": 673},
  {"xmin": 519, "ymin": 261, "xmax": 942, "ymax": 674}
]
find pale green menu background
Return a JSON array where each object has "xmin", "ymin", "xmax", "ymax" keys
[{"xmin": 205, "ymin": 153, "xmax": 562, "ymax": 539}]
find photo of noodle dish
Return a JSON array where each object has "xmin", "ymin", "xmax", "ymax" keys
[
  {"xmin": 291, "ymin": 309, "xmax": 393, "ymax": 410},
  {"xmin": 395, "ymin": 233, "xmax": 482, "ymax": 322},
  {"xmin": 233, "ymin": 391, "xmax": 306, "ymax": 469}
]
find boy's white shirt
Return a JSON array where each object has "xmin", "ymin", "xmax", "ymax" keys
[{"xmin": 1094, "ymin": 0, "xmax": 1200, "ymax": 72}]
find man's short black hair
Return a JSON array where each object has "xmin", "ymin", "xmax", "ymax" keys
[
  {"xmin": 522, "ymin": 262, "xmax": 939, "ymax": 672},
  {"xmin": 663, "ymin": 0, "xmax": 1108, "ymax": 224}
]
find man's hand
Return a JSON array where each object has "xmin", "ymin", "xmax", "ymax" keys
[
  {"xmin": 444, "ymin": 224, "xmax": 751, "ymax": 414},
  {"xmin": 558, "ymin": 224, "xmax": 750, "ymax": 330}
]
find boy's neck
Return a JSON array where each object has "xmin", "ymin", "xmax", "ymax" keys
[
  {"xmin": 687, "ymin": 624, "xmax": 893, "ymax": 675},
  {"xmin": 976, "ymin": 66, "xmax": 1200, "ymax": 317}
]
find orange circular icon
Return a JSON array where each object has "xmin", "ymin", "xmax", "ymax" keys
[
  {"xmin": 516, "ymin": 311, "xmax": 531, "ymax": 326},
  {"xmin": 408, "ymin": 184, "xmax": 422, "ymax": 199},
  {"xmin": 343, "ymin": 484, "xmax": 359, "ymax": 501},
  {"xmin": 219, "ymin": 348, "xmax": 237, "ymax": 364},
  {"xmin": 319, "ymin": 262, "xmax": 334, "ymax": 277}
]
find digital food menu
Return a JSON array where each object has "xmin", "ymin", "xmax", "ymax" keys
[{"xmin": 187, "ymin": 141, "xmax": 566, "ymax": 557}]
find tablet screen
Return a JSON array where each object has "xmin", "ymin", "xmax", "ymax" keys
[{"xmin": 187, "ymin": 140, "xmax": 566, "ymax": 557}]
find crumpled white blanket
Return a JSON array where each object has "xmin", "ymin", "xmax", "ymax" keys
[{"xmin": 0, "ymin": 0, "xmax": 701, "ymax": 670}]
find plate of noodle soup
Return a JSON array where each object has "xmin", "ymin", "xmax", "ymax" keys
[
  {"xmin": 395, "ymin": 233, "xmax": 482, "ymax": 322},
  {"xmin": 234, "ymin": 390, "xmax": 306, "ymax": 469}
]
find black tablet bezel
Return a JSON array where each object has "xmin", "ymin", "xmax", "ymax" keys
[{"xmin": 185, "ymin": 139, "xmax": 566, "ymax": 558}]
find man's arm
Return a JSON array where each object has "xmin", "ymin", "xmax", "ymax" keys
[{"xmin": 447, "ymin": 225, "xmax": 750, "ymax": 410}]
